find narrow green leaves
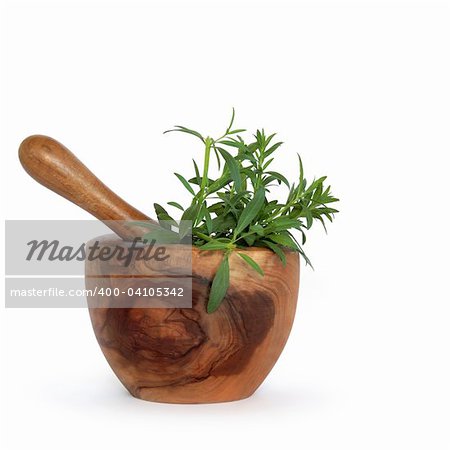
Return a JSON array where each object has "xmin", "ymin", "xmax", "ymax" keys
[
  {"xmin": 226, "ymin": 107, "xmax": 235, "ymax": 133},
  {"xmin": 158, "ymin": 110, "xmax": 339, "ymax": 313},
  {"xmin": 193, "ymin": 159, "xmax": 201, "ymax": 185},
  {"xmin": 199, "ymin": 240, "xmax": 232, "ymax": 250},
  {"xmin": 267, "ymin": 217, "xmax": 302, "ymax": 233},
  {"xmin": 142, "ymin": 229, "xmax": 180, "ymax": 244},
  {"xmin": 267, "ymin": 231, "xmax": 300, "ymax": 251},
  {"xmin": 164, "ymin": 125, "xmax": 205, "ymax": 143},
  {"xmin": 207, "ymin": 254, "xmax": 230, "ymax": 313},
  {"xmin": 167, "ymin": 201, "xmax": 184, "ymax": 211},
  {"xmin": 266, "ymin": 171, "xmax": 290, "ymax": 188},
  {"xmin": 174, "ymin": 173, "xmax": 196, "ymax": 195},
  {"xmin": 216, "ymin": 147, "xmax": 242, "ymax": 191},
  {"xmin": 179, "ymin": 203, "xmax": 198, "ymax": 238},
  {"xmin": 154, "ymin": 203, "xmax": 177, "ymax": 229},
  {"xmin": 235, "ymin": 187, "xmax": 265, "ymax": 236},
  {"xmin": 238, "ymin": 253, "xmax": 264, "ymax": 276},
  {"xmin": 262, "ymin": 240, "xmax": 287, "ymax": 266},
  {"xmin": 298, "ymin": 154, "xmax": 304, "ymax": 186}
]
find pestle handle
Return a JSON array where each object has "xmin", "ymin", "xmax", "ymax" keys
[{"xmin": 19, "ymin": 135, "xmax": 155, "ymax": 240}]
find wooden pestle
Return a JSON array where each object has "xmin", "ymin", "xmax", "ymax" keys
[{"xmin": 18, "ymin": 135, "xmax": 155, "ymax": 240}]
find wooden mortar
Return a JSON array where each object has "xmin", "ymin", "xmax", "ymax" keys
[{"xmin": 19, "ymin": 135, "xmax": 300, "ymax": 404}]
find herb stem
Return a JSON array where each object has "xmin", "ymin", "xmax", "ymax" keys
[
  {"xmin": 194, "ymin": 231, "xmax": 213, "ymax": 242},
  {"xmin": 201, "ymin": 137, "xmax": 212, "ymax": 194}
]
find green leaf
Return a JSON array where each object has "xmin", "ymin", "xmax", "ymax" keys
[
  {"xmin": 267, "ymin": 217, "xmax": 302, "ymax": 233},
  {"xmin": 298, "ymin": 246, "xmax": 313, "ymax": 268},
  {"xmin": 207, "ymin": 255, "xmax": 230, "ymax": 313},
  {"xmin": 298, "ymin": 154, "xmax": 304, "ymax": 186},
  {"xmin": 213, "ymin": 146, "xmax": 221, "ymax": 170},
  {"xmin": 167, "ymin": 201, "xmax": 184, "ymax": 211},
  {"xmin": 243, "ymin": 234, "xmax": 256, "ymax": 246},
  {"xmin": 264, "ymin": 133, "xmax": 276, "ymax": 149},
  {"xmin": 179, "ymin": 203, "xmax": 198, "ymax": 238},
  {"xmin": 210, "ymin": 213, "xmax": 236, "ymax": 234},
  {"xmin": 208, "ymin": 173, "xmax": 232, "ymax": 194},
  {"xmin": 261, "ymin": 240, "xmax": 287, "ymax": 266},
  {"xmin": 238, "ymin": 253, "xmax": 264, "ymax": 276},
  {"xmin": 200, "ymin": 240, "xmax": 231, "ymax": 250},
  {"xmin": 267, "ymin": 232, "xmax": 300, "ymax": 251},
  {"xmin": 241, "ymin": 167, "xmax": 257, "ymax": 185},
  {"xmin": 226, "ymin": 107, "xmax": 235, "ymax": 133},
  {"xmin": 164, "ymin": 125, "xmax": 205, "ymax": 143},
  {"xmin": 127, "ymin": 220, "xmax": 162, "ymax": 230},
  {"xmin": 154, "ymin": 203, "xmax": 177, "ymax": 229},
  {"xmin": 202, "ymin": 203, "xmax": 213, "ymax": 234},
  {"xmin": 265, "ymin": 141, "xmax": 283, "ymax": 157},
  {"xmin": 262, "ymin": 158, "xmax": 274, "ymax": 170},
  {"xmin": 193, "ymin": 159, "xmax": 201, "ymax": 185},
  {"xmin": 217, "ymin": 147, "xmax": 242, "ymax": 191},
  {"xmin": 234, "ymin": 187, "xmax": 265, "ymax": 236},
  {"xmin": 142, "ymin": 229, "xmax": 180, "ymax": 244},
  {"xmin": 266, "ymin": 171, "xmax": 290, "ymax": 188},
  {"xmin": 174, "ymin": 173, "xmax": 196, "ymax": 195},
  {"xmin": 188, "ymin": 176, "xmax": 214, "ymax": 186},
  {"xmin": 218, "ymin": 139, "xmax": 242, "ymax": 148},
  {"xmin": 250, "ymin": 224, "xmax": 265, "ymax": 236},
  {"xmin": 304, "ymin": 208, "xmax": 313, "ymax": 229}
]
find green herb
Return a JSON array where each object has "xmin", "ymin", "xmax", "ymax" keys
[
  {"xmin": 207, "ymin": 254, "xmax": 230, "ymax": 313},
  {"xmin": 148, "ymin": 109, "xmax": 339, "ymax": 312},
  {"xmin": 238, "ymin": 253, "xmax": 264, "ymax": 276}
]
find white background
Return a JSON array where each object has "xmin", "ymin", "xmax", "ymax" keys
[{"xmin": 1, "ymin": 1, "xmax": 449, "ymax": 449}]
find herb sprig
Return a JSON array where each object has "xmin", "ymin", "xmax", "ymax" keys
[{"xmin": 138, "ymin": 110, "xmax": 339, "ymax": 312}]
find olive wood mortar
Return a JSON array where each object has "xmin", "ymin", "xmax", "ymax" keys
[{"xmin": 19, "ymin": 135, "xmax": 300, "ymax": 404}]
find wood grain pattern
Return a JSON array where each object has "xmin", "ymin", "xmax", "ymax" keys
[
  {"xmin": 87, "ymin": 238, "xmax": 299, "ymax": 404},
  {"xmin": 18, "ymin": 135, "xmax": 154, "ymax": 240}
]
